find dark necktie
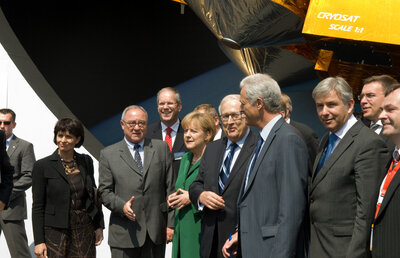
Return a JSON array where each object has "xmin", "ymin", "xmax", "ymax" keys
[
  {"xmin": 392, "ymin": 149, "xmax": 400, "ymax": 169},
  {"xmin": 245, "ymin": 134, "xmax": 264, "ymax": 189},
  {"xmin": 370, "ymin": 123, "xmax": 380, "ymax": 132},
  {"xmin": 134, "ymin": 144, "xmax": 143, "ymax": 173},
  {"xmin": 165, "ymin": 127, "xmax": 173, "ymax": 152},
  {"xmin": 219, "ymin": 142, "xmax": 238, "ymax": 193},
  {"xmin": 315, "ymin": 133, "xmax": 338, "ymax": 175}
]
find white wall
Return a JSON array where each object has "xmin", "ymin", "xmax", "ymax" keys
[{"xmin": 0, "ymin": 43, "xmax": 114, "ymax": 257}]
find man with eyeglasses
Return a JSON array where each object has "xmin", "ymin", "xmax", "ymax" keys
[
  {"xmin": 194, "ymin": 104, "xmax": 225, "ymax": 141},
  {"xmin": 190, "ymin": 94, "xmax": 257, "ymax": 258},
  {"xmin": 0, "ymin": 108, "xmax": 35, "ymax": 258},
  {"xmin": 147, "ymin": 87, "xmax": 187, "ymax": 185},
  {"xmin": 99, "ymin": 105, "xmax": 174, "ymax": 258},
  {"xmin": 360, "ymin": 75, "xmax": 398, "ymax": 150}
]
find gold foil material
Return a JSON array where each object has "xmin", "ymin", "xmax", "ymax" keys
[
  {"xmin": 315, "ymin": 49, "xmax": 333, "ymax": 71},
  {"xmin": 271, "ymin": 0, "xmax": 310, "ymax": 19}
]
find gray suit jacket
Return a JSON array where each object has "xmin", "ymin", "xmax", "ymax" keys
[
  {"xmin": 309, "ymin": 120, "xmax": 391, "ymax": 258},
  {"xmin": 99, "ymin": 138, "xmax": 174, "ymax": 248},
  {"xmin": 238, "ymin": 118, "xmax": 309, "ymax": 258},
  {"xmin": 1, "ymin": 135, "xmax": 35, "ymax": 220}
]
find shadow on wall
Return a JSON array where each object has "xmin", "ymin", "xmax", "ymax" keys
[{"xmin": 91, "ymin": 63, "xmax": 325, "ymax": 146}]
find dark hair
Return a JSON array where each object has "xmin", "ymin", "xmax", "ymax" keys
[
  {"xmin": 385, "ymin": 83, "xmax": 400, "ymax": 97},
  {"xmin": 363, "ymin": 75, "xmax": 398, "ymax": 95},
  {"xmin": 53, "ymin": 118, "xmax": 85, "ymax": 147},
  {"xmin": 0, "ymin": 108, "xmax": 16, "ymax": 121}
]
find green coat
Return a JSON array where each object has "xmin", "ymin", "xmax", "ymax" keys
[{"xmin": 172, "ymin": 152, "xmax": 202, "ymax": 258}]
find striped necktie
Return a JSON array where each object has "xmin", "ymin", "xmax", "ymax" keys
[{"xmin": 219, "ymin": 142, "xmax": 238, "ymax": 193}]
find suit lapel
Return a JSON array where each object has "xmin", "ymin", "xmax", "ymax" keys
[
  {"xmin": 311, "ymin": 121, "xmax": 361, "ymax": 191},
  {"xmin": 172, "ymin": 123, "xmax": 185, "ymax": 153},
  {"xmin": 223, "ymin": 132, "xmax": 256, "ymax": 193},
  {"xmin": 312, "ymin": 134, "xmax": 328, "ymax": 176},
  {"xmin": 142, "ymin": 139, "xmax": 154, "ymax": 177},
  {"xmin": 6, "ymin": 135, "xmax": 18, "ymax": 158},
  {"xmin": 49, "ymin": 150, "xmax": 68, "ymax": 182},
  {"xmin": 376, "ymin": 167, "xmax": 400, "ymax": 219},
  {"xmin": 119, "ymin": 140, "xmax": 142, "ymax": 176},
  {"xmin": 242, "ymin": 119, "xmax": 283, "ymax": 197},
  {"xmin": 76, "ymin": 153, "xmax": 87, "ymax": 185}
]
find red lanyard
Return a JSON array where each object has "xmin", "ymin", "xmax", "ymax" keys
[{"xmin": 374, "ymin": 159, "xmax": 400, "ymax": 219}]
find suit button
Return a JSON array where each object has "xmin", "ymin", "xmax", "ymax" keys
[{"xmin": 310, "ymin": 198, "xmax": 314, "ymax": 203}]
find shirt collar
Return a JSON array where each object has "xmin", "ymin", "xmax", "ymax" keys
[
  {"xmin": 370, "ymin": 119, "xmax": 383, "ymax": 127},
  {"xmin": 333, "ymin": 114, "xmax": 357, "ymax": 139},
  {"xmin": 161, "ymin": 119, "xmax": 180, "ymax": 132},
  {"xmin": 124, "ymin": 137, "xmax": 144, "ymax": 149},
  {"xmin": 226, "ymin": 128, "xmax": 250, "ymax": 150},
  {"xmin": 259, "ymin": 114, "xmax": 282, "ymax": 141}
]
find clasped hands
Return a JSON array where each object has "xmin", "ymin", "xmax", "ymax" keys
[
  {"xmin": 167, "ymin": 188, "xmax": 191, "ymax": 210},
  {"xmin": 199, "ymin": 191, "xmax": 225, "ymax": 210}
]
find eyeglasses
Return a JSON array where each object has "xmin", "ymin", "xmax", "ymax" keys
[
  {"xmin": 0, "ymin": 121, "xmax": 11, "ymax": 125},
  {"xmin": 357, "ymin": 93, "xmax": 376, "ymax": 101},
  {"xmin": 122, "ymin": 120, "xmax": 146, "ymax": 128},
  {"xmin": 220, "ymin": 112, "xmax": 244, "ymax": 122},
  {"xmin": 158, "ymin": 102, "xmax": 177, "ymax": 107}
]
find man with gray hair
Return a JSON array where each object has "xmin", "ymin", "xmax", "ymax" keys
[
  {"xmin": 222, "ymin": 74, "xmax": 309, "ymax": 258},
  {"xmin": 99, "ymin": 105, "xmax": 174, "ymax": 257},
  {"xmin": 309, "ymin": 77, "xmax": 390, "ymax": 258},
  {"xmin": 190, "ymin": 95, "xmax": 257, "ymax": 258}
]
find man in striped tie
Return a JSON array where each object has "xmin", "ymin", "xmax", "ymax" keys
[{"xmin": 190, "ymin": 94, "xmax": 257, "ymax": 258}]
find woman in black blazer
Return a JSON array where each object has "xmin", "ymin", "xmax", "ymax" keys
[{"xmin": 32, "ymin": 118, "xmax": 104, "ymax": 258}]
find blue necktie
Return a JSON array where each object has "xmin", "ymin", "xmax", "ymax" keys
[
  {"xmin": 245, "ymin": 135, "xmax": 264, "ymax": 189},
  {"xmin": 219, "ymin": 142, "xmax": 238, "ymax": 193},
  {"xmin": 316, "ymin": 133, "xmax": 338, "ymax": 175},
  {"xmin": 134, "ymin": 144, "xmax": 143, "ymax": 173}
]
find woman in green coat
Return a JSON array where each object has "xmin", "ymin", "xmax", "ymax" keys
[{"xmin": 168, "ymin": 111, "xmax": 216, "ymax": 258}]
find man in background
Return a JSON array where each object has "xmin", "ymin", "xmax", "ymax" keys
[
  {"xmin": 280, "ymin": 92, "xmax": 319, "ymax": 165},
  {"xmin": 0, "ymin": 108, "xmax": 35, "ymax": 258},
  {"xmin": 147, "ymin": 87, "xmax": 187, "ymax": 182},
  {"xmin": 360, "ymin": 75, "xmax": 398, "ymax": 150},
  {"xmin": 194, "ymin": 103, "xmax": 224, "ymax": 141}
]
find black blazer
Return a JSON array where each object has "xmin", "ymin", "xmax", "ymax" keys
[
  {"xmin": 0, "ymin": 130, "xmax": 13, "ymax": 206},
  {"xmin": 147, "ymin": 121, "xmax": 187, "ymax": 183},
  {"xmin": 290, "ymin": 120, "xmax": 319, "ymax": 167},
  {"xmin": 32, "ymin": 150, "xmax": 104, "ymax": 244},
  {"xmin": 368, "ymin": 158, "xmax": 400, "ymax": 258},
  {"xmin": 189, "ymin": 131, "xmax": 257, "ymax": 258}
]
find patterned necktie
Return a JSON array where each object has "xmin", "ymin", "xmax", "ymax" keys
[
  {"xmin": 134, "ymin": 144, "xmax": 143, "ymax": 173},
  {"xmin": 245, "ymin": 134, "xmax": 264, "ymax": 189},
  {"xmin": 315, "ymin": 133, "xmax": 338, "ymax": 175},
  {"xmin": 219, "ymin": 142, "xmax": 238, "ymax": 193},
  {"xmin": 165, "ymin": 127, "xmax": 173, "ymax": 152},
  {"xmin": 370, "ymin": 123, "xmax": 380, "ymax": 133}
]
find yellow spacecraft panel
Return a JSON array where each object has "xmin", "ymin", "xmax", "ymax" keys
[{"xmin": 303, "ymin": 0, "xmax": 400, "ymax": 45}]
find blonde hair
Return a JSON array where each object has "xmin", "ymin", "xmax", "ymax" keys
[{"xmin": 181, "ymin": 111, "xmax": 216, "ymax": 143}]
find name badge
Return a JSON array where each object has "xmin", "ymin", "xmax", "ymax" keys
[{"xmin": 174, "ymin": 152, "xmax": 185, "ymax": 160}]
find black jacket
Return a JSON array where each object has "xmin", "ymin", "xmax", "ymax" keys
[{"xmin": 32, "ymin": 150, "xmax": 104, "ymax": 244}]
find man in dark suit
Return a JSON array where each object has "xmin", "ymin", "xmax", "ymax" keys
[
  {"xmin": 194, "ymin": 103, "xmax": 225, "ymax": 141},
  {"xmin": 359, "ymin": 75, "xmax": 398, "ymax": 150},
  {"xmin": 147, "ymin": 87, "xmax": 187, "ymax": 184},
  {"xmin": 0, "ymin": 108, "xmax": 35, "ymax": 258},
  {"xmin": 368, "ymin": 84, "xmax": 400, "ymax": 257},
  {"xmin": 99, "ymin": 105, "xmax": 174, "ymax": 258},
  {"xmin": 309, "ymin": 77, "xmax": 390, "ymax": 258},
  {"xmin": 222, "ymin": 74, "xmax": 309, "ymax": 258},
  {"xmin": 190, "ymin": 94, "xmax": 257, "ymax": 258},
  {"xmin": 280, "ymin": 92, "xmax": 319, "ymax": 166},
  {"xmin": 0, "ymin": 130, "xmax": 13, "ymax": 212}
]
